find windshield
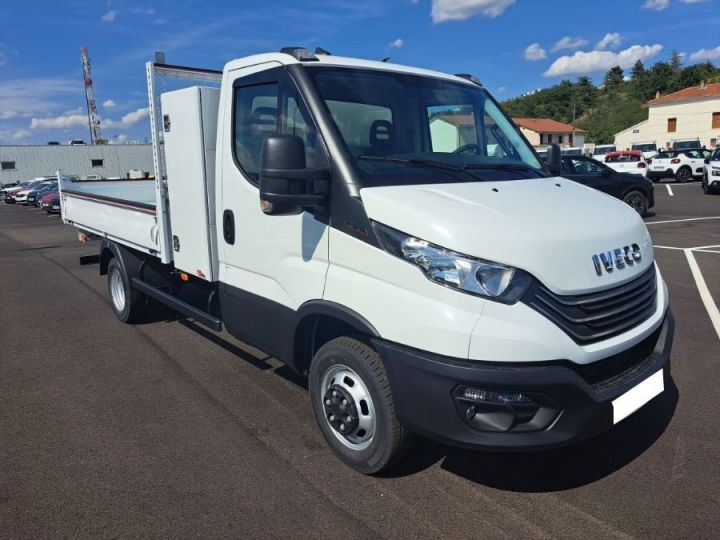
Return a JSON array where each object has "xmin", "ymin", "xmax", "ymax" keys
[
  {"xmin": 307, "ymin": 66, "xmax": 544, "ymax": 187},
  {"xmin": 594, "ymin": 146, "xmax": 615, "ymax": 155},
  {"xmin": 674, "ymin": 141, "xmax": 699, "ymax": 150},
  {"xmin": 632, "ymin": 144, "xmax": 655, "ymax": 152}
]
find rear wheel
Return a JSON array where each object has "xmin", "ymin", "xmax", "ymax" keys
[
  {"xmin": 107, "ymin": 257, "xmax": 146, "ymax": 323},
  {"xmin": 309, "ymin": 336, "xmax": 412, "ymax": 474},
  {"xmin": 623, "ymin": 190, "xmax": 649, "ymax": 216},
  {"xmin": 676, "ymin": 167, "xmax": 691, "ymax": 183}
]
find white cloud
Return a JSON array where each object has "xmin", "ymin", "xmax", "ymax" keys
[
  {"xmin": 116, "ymin": 134, "xmax": 128, "ymax": 143},
  {"xmin": 596, "ymin": 32, "xmax": 622, "ymax": 50},
  {"xmin": 496, "ymin": 86, "xmax": 508, "ymax": 93},
  {"xmin": 431, "ymin": 0, "xmax": 515, "ymax": 23},
  {"xmin": 688, "ymin": 45, "xmax": 720, "ymax": 61},
  {"xmin": 103, "ymin": 107, "xmax": 150, "ymax": 128},
  {"xmin": 0, "ymin": 78, "xmax": 78, "ymax": 119},
  {"xmin": 524, "ymin": 43, "xmax": 547, "ymax": 61},
  {"xmin": 103, "ymin": 99, "xmax": 116, "ymax": 108},
  {"xmin": 101, "ymin": 10, "xmax": 119, "ymax": 22},
  {"xmin": 552, "ymin": 36, "xmax": 589, "ymax": 52},
  {"xmin": 544, "ymin": 44, "xmax": 663, "ymax": 77},
  {"xmin": 389, "ymin": 38, "xmax": 404, "ymax": 48},
  {"xmin": 12, "ymin": 129, "xmax": 30, "ymax": 140},
  {"xmin": 642, "ymin": 0, "xmax": 669, "ymax": 10},
  {"xmin": 120, "ymin": 107, "xmax": 149, "ymax": 126},
  {"xmin": 30, "ymin": 114, "xmax": 88, "ymax": 130}
]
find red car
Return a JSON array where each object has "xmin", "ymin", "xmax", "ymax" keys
[{"xmin": 40, "ymin": 191, "xmax": 61, "ymax": 213}]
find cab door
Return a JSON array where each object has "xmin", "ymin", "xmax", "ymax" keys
[{"xmin": 217, "ymin": 64, "xmax": 330, "ymax": 359}]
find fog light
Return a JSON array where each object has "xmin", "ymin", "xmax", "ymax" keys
[{"xmin": 462, "ymin": 387, "xmax": 533, "ymax": 404}]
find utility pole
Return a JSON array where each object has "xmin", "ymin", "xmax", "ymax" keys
[{"xmin": 571, "ymin": 103, "xmax": 577, "ymax": 147}]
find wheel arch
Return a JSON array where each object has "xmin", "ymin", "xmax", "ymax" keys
[{"xmin": 291, "ymin": 301, "xmax": 380, "ymax": 376}]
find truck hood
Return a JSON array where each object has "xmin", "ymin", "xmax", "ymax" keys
[{"xmin": 360, "ymin": 177, "xmax": 654, "ymax": 295}]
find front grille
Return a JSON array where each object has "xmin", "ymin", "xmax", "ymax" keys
[{"xmin": 522, "ymin": 265, "xmax": 657, "ymax": 345}]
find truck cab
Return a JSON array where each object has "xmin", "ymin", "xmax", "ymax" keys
[{"xmin": 60, "ymin": 49, "xmax": 674, "ymax": 474}]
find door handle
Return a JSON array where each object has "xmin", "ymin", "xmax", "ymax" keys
[{"xmin": 223, "ymin": 210, "xmax": 235, "ymax": 245}]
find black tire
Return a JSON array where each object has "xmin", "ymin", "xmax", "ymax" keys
[
  {"xmin": 703, "ymin": 174, "xmax": 709, "ymax": 194},
  {"xmin": 676, "ymin": 166, "xmax": 691, "ymax": 183},
  {"xmin": 309, "ymin": 336, "xmax": 412, "ymax": 474},
  {"xmin": 623, "ymin": 190, "xmax": 649, "ymax": 217},
  {"xmin": 107, "ymin": 257, "xmax": 146, "ymax": 323}
]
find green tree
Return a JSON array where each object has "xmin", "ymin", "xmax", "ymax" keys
[{"xmin": 604, "ymin": 66, "xmax": 624, "ymax": 89}]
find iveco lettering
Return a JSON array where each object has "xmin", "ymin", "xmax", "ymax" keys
[{"xmin": 59, "ymin": 48, "xmax": 674, "ymax": 474}]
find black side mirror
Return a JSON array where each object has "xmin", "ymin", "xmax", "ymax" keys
[
  {"xmin": 259, "ymin": 135, "xmax": 329, "ymax": 215},
  {"xmin": 705, "ymin": 158, "xmax": 711, "ymax": 165},
  {"xmin": 545, "ymin": 143, "xmax": 562, "ymax": 176}
]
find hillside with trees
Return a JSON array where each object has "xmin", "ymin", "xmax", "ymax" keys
[{"xmin": 502, "ymin": 53, "xmax": 720, "ymax": 144}]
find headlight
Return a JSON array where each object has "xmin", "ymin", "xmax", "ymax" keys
[{"xmin": 372, "ymin": 222, "xmax": 532, "ymax": 304}]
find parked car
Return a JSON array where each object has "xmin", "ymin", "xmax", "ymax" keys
[
  {"xmin": 42, "ymin": 192, "xmax": 61, "ymax": 213},
  {"xmin": 604, "ymin": 151, "xmax": 648, "ymax": 178},
  {"xmin": 647, "ymin": 149, "xmax": 710, "ymax": 183},
  {"xmin": 631, "ymin": 142, "xmax": 657, "ymax": 161},
  {"xmin": 26, "ymin": 182, "xmax": 58, "ymax": 206},
  {"xmin": 561, "ymin": 155, "xmax": 654, "ymax": 216},
  {"xmin": 2, "ymin": 182, "xmax": 31, "ymax": 203},
  {"xmin": 561, "ymin": 146, "xmax": 582, "ymax": 156},
  {"xmin": 672, "ymin": 138, "xmax": 701, "ymax": 151},
  {"xmin": 592, "ymin": 144, "xmax": 616, "ymax": 161},
  {"xmin": 703, "ymin": 147, "xmax": 720, "ymax": 194}
]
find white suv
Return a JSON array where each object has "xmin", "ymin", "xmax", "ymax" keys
[
  {"xmin": 703, "ymin": 147, "xmax": 720, "ymax": 194},
  {"xmin": 647, "ymin": 149, "xmax": 709, "ymax": 183},
  {"xmin": 604, "ymin": 151, "xmax": 648, "ymax": 177}
]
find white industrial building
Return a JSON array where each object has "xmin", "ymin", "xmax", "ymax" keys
[
  {"xmin": 614, "ymin": 82, "xmax": 720, "ymax": 151},
  {"xmin": 0, "ymin": 144, "xmax": 153, "ymax": 186}
]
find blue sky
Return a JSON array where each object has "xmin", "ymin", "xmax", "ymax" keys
[{"xmin": 1, "ymin": 0, "xmax": 718, "ymax": 145}]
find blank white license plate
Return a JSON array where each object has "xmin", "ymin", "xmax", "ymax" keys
[{"xmin": 612, "ymin": 369, "xmax": 664, "ymax": 424}]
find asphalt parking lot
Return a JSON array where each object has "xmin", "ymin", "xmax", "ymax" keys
[{"xmin": 1, "ymin": 182, "xmax": 719, "ymax": 538}]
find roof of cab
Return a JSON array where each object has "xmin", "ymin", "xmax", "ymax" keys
[{"xmin": 223, "ymin": 51, "xmax": 476, "ymax": 86}]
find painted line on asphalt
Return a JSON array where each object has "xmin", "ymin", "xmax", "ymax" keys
[
  {"xmin": 666, "ymin": 185, "xmax": 674, "ymax": 196},
  {"xmin": 646, "ymin": 216, "xmax": 720, "ymax": 225},
  {"xmin": 693, "ymin": 249, "xmax": 720, "ymax": 255},
  {"xmin": 654, "ymin": 245, "xmax": 685, "ymax": 251},
  {"xmin": 691, "ymin": 244, "xmax": 720, "ymax": 250},
  {"xmin": 684, "ymin": 248, "xmax": 720, "ymax": 341}
]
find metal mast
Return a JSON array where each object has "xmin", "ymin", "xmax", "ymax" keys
[{"xmin": 80, "ymin": 46, "xmax": 102, "ymax": 144}]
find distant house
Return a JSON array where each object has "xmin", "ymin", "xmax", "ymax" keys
[
  {"xmin": 428, "ymin": 114, "xmax": 477, "ymax": 152},
  {"xmin": 614, "ymin": 82, "xmax": 720, "ymax": 150},
  {"xmin": 429, "ymin": 114, "xmax": 585, "ymax": 151},
  {"xmin": 512, "ymin": 118, "xmax": 586, "ymax": 148}
]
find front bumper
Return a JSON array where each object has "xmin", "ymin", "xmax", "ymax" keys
[
  {"xmin": 647, "ymin": 169, "xmax": 674, "ymax": 180},
  {"xmin": 374, "ymin": 307, "xmax": 674, "ymax": 451}
]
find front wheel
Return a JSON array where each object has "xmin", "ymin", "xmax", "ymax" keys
[
  {"xmin": 107, "ymin": 257, "xmax": 147, "ymax": 323},
  {"xmin": 309, "ymin": 337, "xmax": 412, "ymax": 474},
  {"xmin": 623, "ymin": 190, "xmax": 649, "ymax": 217}
]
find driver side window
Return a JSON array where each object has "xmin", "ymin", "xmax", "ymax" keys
[{"xmin": 571, "ymin": 158, "xmax": 602, "ymax": 175}]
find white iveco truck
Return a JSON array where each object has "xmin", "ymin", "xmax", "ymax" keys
[{"xmin": 60, "ymin": 48, "xmax": 674, "ymax": 474}]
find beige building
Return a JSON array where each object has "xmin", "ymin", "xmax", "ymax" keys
[
  {"xmin": 614, "ymin": 82, "xmax": 720, "ymax": 150},
  {"xmin": 513, "ymin": 118, "xmax": 586, "ymax": 148}
]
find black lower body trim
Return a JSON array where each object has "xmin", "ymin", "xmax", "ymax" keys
[{"xmin": 373, "ymin": 308, "xmax": 674, "ymax": 451}]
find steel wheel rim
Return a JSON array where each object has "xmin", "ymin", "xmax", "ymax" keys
[
  {"xmin": 625, "ymin": 193, "xmax": 644, "ymax": 213},
  {"xmin": 320, "ymin": 364, "xmax": 376, "ymax": 451},
  {"xmin": 110, "ymin": 269, "xmax": 126, "ymax": 312}
]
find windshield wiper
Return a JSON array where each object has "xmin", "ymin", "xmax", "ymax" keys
[
  {"xmin": 355, "ymin": 155, "xmax": 480, "ymax": 180},
  {"xmin": 462, "ymin": 162, "xmax": 541, "ymax": 173}
]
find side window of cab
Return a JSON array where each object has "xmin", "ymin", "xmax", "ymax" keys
[{"xmin": 233, "ymin": 70, "xmax": 328, "ymax": 184}]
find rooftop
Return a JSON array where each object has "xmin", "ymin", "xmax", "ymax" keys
[
  {"xmin": 513, "ymin": 117, "xmax": 586, "ymax": 134},
  {"xmin": 647, "ymin": 82, "xmax": 720, "ymax": 106}
]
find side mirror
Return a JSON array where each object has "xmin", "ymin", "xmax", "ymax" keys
[
  {"xmin": 545, "ymin": 143, "xmax": 562, "ymax": 176},
  {"xmin": 259, "ymin": 135, "xmax": 329, "ymax": 215},
  {"xmin": 705, "ymin": 158, "xmax": 711, "ymax": 165}
]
